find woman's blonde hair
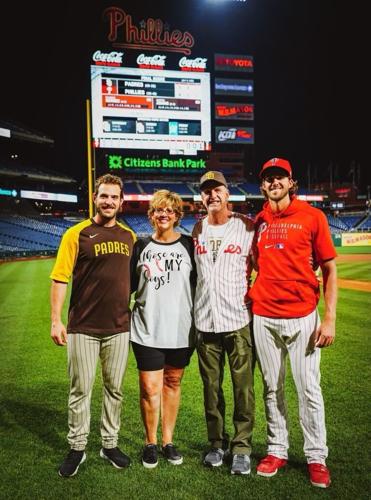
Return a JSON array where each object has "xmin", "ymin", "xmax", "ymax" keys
[{"xmin": 148, "ymin": 189, "xmax": 184, "ymax": 228}]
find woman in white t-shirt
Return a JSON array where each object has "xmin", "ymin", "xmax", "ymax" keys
[{"xmin": 130, "ymin": 190, "xmax": 196, "ymax": 469}]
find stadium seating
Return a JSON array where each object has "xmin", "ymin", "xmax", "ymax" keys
[
  {"xmin": 0, "ymin": 215, "xmax": 76, "ymax": 257},
  {"xmin": 338, "ymin": 215, "xmax": 363, "ymax": 229},
  {"xmin": 1, "ymin": 208, "xmax": 369, "ymax": 259},
  {"xmin": 179, "ymin": 215, "xmax": 200, "ymax": 235},
  {"xmin": 121, "ymin": 214, "xmax": 199, "ymax": 236},
  {"xmin": 238, "ymin": 183, "xmax": 261, "ymax": 195},
  {"xmin": 121, "ymin": 215, "xmax": 152, "ymax": 236},
  {"xmin": 357, "ymin": 214, "xmax": 371, "ymax": 230},
  {"xmin": 138, "ymin": 182, "xmax": 196, "ymax": 196},
  {"xmin": 124, "ymin": 182, "xmax": 142, "ymax": 194},
  {"xmin": 228, "ymin": 185, "xmax": 246, "ymax": 196},
  {"xmin": 327, "ymin": 213, "xmax": 369, "ymax": 232},
  {"xmin": 327, "ymin": 214, "xmax": 350, "ymax": 232}
]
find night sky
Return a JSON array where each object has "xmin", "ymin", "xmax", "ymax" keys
[{"xmin": 1, "ymin": 0, "xmax": 367, "ymax": 187}]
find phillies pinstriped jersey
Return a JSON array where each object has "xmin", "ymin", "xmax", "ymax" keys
[
  {"xmin": 192, "ymin": 213, "xmax": 254, "ymax": 333},
  {"xmin": 50, "ymin": 218, "xmax": 136, "ymax": 334}
]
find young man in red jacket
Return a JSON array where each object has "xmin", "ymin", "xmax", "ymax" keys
[{"xmin": 249, "ymin": 158, "xmax": 337, "ymax": 488}]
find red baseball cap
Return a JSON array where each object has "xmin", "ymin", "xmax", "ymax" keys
[{"xmin": 259, "ymin": 158, "xmax": 292, "ymax": 178}]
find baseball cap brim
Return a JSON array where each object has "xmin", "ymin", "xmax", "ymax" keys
[
  {"xmin": 260, "ymin": 158, "xmax": 292, "ymax": 178},
  {"xmin": 199, "ymin": 171, "xmax": 228, "ymax": 190},
  {"xmin": 260, "ymin": 166, "xmax": 290, "ymax": 179}
]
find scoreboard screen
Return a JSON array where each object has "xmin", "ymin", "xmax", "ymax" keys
[{"xmin": 91, "ymin": 66, "xmax": 211, "ymax": 155}]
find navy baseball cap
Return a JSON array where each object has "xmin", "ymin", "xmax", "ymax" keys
[{"xmin": 260, "ymin": 158, "xmax": 292, "ymax": 179}]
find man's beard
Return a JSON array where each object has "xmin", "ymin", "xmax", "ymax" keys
[{"xmin": 96, "ymin": 205, "xmax": 118, "ymax": 219}]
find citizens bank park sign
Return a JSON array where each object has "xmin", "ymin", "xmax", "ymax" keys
[{"xmin": 107, "ymin": 154, "xmax": 206, "ymax": 171}]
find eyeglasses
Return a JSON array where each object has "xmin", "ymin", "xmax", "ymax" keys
[
  {"xmin": 154, "ymin": 207, "xmax": 175, "ymax": 215},
  {"xmin": 263, "ymin": 175, "xmax": 289, "ymax": 183}
]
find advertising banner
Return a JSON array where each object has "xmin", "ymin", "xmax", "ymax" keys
[{"xmin": 341, "ymin": 233, "xmax": 371, "ymax": 246}]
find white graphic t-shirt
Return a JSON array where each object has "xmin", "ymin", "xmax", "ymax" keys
[{"xmin": 130, "ymin": 234, "xmax": 196, "ymax": 348}]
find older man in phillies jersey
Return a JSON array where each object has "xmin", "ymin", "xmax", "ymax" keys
[
  {"xmin": 192, "ymin": 171, "xmax": 255, "ymax": 475},
  {"xmin": 249, "ymin": 158, "xmax": 337, "ymax": 488}
]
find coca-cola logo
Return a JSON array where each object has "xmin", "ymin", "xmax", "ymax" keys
[
  {"xmin": 93, "ymin": 50, "xmax": 123, "ymax": 66},
  {"xmin": 137, "ymin": 53, "xmax": 166, "ymax": 68},
  {"xmin": 179, "ymin": 56, "xmax": 207, "ymax": 71}
]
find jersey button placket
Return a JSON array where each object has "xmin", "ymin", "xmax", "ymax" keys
[{"xmin": 210, "ymin": 275, "xmax": 218, "ymax": 331}]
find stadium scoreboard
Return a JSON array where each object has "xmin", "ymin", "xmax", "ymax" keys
[{"xmin": 91, "ymin": 65, "xmax": 211, "ymax": 156}]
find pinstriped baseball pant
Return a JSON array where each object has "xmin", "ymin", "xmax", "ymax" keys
[
  {"xmin": 67, "ymin": 332, "xmax": 129, "ymax": 451},
  {"xmin": 254, "ymin": 311, "xmax": 328, "ymax": 464}
]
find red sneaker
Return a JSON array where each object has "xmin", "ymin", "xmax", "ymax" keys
[
  {"xmin": 308, "ymin": 463, "xmax": 331, "ymax": 488},
  {"xmin": 256, "ymin": 455, "xmax": 287, "ymax": 477}
]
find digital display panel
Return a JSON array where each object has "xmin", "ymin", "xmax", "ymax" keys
[
  {"xmin": 330, "ymin": 201, "xmax": 345, "ymax": 209},
  {"xmin": 215, "ymin": 126, "xmax": 254, "ymax": 144},
  {"xmin": 20, "ymin": 190, "xmax": 78, "ymax": 203},
  {"xmin": 215, "ymin": 102, "xmax": 254, "ymax": 120},
  {"xmin": 214, "ymin": 53, "xmax": 254, "ymax": 72},
  {"xmin": 0, "ymin": 187, "xmax": 17, "ymax": 197},
  {"xmin": 91, "ymin": 66, "xmax": 211, "ymax": 155},
  {"xmin": 215, "ymin": 78, "xmax": 254, "ymax": 96}
]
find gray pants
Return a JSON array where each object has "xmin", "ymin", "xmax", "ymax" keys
[
  {"xmin": 67, "ymin": 332, "xmax": 129, "ymax": 450},
  {"xmin": 196, "ymin": 324, "xmax": 255, "ymax": 455}
]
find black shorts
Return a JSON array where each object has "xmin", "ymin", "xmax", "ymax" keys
[{"xmin": 131, "ymin": 341, "xmax": 193, "ymax": 371}]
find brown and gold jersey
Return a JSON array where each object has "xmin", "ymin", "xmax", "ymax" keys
[{"xmin": 50, "ymin": 218, "xmax": 136, "ymax": 334}]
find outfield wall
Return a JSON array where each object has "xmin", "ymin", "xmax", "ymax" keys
[{"xmin": 332, "ymin": 233, "xmax": 371, "ymax": 247}]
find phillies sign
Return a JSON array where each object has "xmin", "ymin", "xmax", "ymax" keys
[{"xmin": 103, "ymin": 7, "xmax": 195, "ymax": 55}]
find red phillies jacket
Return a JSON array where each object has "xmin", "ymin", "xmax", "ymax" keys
[{"xmin": 249, "ymin": 197, "xmax": 336, "ymax": 318}]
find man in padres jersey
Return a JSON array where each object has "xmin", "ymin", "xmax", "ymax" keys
[
  {"xmin": 250, "ymin": 158, "xmax": 337, "ymax": 488},
  {"xmin": 192, "ymin": 171, "xmax": 255, "ymax": 475},
  {"xmin": 50, "ymin": 174, "xmax": 136, "ymax": 477}
]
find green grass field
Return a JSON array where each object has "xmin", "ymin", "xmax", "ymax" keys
[
  {"xmin": 335, "ymin": 245, "xmax": 371, "ymax": 280},
  {"xmin": 335, "ymin": 245, "xmax": 371, "ymax": 254},
  {"xmin": 0, "ymin": 258, "xmax": 370, "ymax": 500},
  {"xmin": 336, "ymin": 261, "xmax": 371, "ymax": 281}
]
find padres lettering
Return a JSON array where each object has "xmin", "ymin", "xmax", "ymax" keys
[{"xmin": 94, "ymin": 241, "xmax": 129, "ymax": 256}]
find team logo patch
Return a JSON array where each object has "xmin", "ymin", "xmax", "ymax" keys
[
  {"xmin": 257, "ymin": 222, "xmax": 268, "ymax": 242},
  {"xmin": 205, "ymin": 172, "xmax": 216, "ymax": 180}
]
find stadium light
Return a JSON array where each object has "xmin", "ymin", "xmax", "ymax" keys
[{"xmin": 206, "ymin": 0, "xmax": 246, "ymax": 3}]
